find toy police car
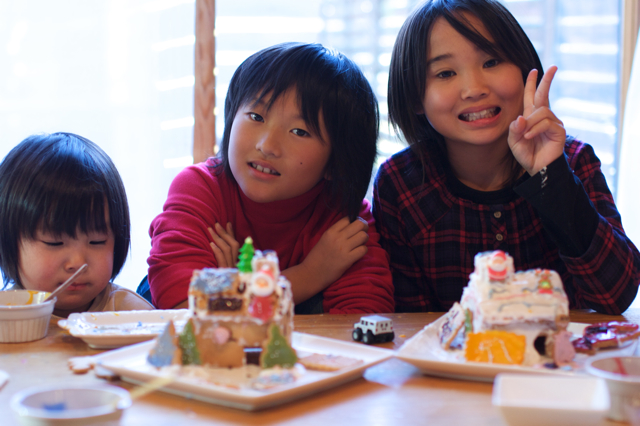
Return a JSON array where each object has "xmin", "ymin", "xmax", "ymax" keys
[{"xmin": 352, "ymin": 315, "xmax": 394, "ymax": 344}]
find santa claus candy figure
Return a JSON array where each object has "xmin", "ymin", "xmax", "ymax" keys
[
  {"xmin": 248, "ymin": 266, "xmax": 276, "ymax": 321},
  {"xmin": 487, "ymin": 251, "xmax": 509, "ymax": 281}
]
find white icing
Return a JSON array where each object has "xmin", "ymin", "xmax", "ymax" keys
[{"xmin": 465, "ymin": 252, "xmax": 568, "ymax": 324}]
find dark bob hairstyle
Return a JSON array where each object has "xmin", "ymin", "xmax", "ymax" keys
[
  {"xmin": 388, "ymin": 0, "xmax": 544, "ymax": 166},
  {"xmin": 0, "ymin": 132, "xmax": 130, "ymax": 287},
  {"xmin": 216, "ymin": 42, "xmax": 380, "ymax": 221}
]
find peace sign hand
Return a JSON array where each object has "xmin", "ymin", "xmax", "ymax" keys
[{"xmin": 508, "ymin": 66, "xmax": 566, "ymax": 176}]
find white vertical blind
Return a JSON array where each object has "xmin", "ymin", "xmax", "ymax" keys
[{"xmin": 214, "ymin": 1, "xmax": 325, "ymax": 143}]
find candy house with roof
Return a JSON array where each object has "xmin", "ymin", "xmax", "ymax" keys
[
  {"xmin": 439, "ymin": 250, "xmax": 574, "ymax": 366},
  {"xmin": 148, "ymin": 238, "xmax": 296, "ymax": 369}
]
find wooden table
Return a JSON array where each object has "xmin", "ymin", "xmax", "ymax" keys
[{"xmin": 1, "ymin": 310, "xmax": 635, "ymax": 425}]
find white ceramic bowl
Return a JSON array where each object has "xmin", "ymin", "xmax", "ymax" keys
[
  {"xmin": 492, "ymin": 373, "xmax": 609, "ymax": 426},
  {"xmin": 0, "ymin": 290, "xmax": 55, "ymax": 343},
  {"xmin": 586, "ymin": 355, "xmax": 640, "ymax": 422},
  {"xmin": 10, "ymin": 384, "xmax": 132, "ymax": 426}
]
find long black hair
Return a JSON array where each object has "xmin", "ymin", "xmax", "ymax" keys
[
  {"xmin": 217, "ymin": 42, "xmax": 379, "ymax": 221},
  {"xmin": 0, "ymin": 132, "xmax": 130, "ymax": 287}
]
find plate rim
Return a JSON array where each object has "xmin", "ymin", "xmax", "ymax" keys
[
  {"xmin": 58, "ymin": 309, "xmax": 190, "ymax": 349},
  {"xmin": 97, "ymin": 331, "xmax": 393, "ymax": 410},
  {"xmin": 395, "ymin": 318, "xmax": 630, "ymax": 382},
  {"xmin": 0, "ymin": 369, "xmax": 8, "ymax": 390}
]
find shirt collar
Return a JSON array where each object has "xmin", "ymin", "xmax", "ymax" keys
[{"xmin": 238, "ymin": 180, "xmax": 327, "ymax": 224}]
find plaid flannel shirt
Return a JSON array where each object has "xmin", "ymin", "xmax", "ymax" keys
[{"xmin": 373, "ymin": 138, "xmax": 640, "ymax": 314}]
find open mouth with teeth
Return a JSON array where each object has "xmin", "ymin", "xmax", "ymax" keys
[
  {"xmin": 459, "ymin": 107, "xmax": 500, "ymax": 122},
  {"xmin": 250, "ymin": 162, "xmax": 280, "ymax": 176}
]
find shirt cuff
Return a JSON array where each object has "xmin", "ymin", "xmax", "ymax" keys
[{"xmin": 514, "ymin": 154, "xmax": 599, "ymax": 257}]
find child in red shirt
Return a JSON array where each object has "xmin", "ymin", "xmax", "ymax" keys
[{"xmin": 149, "ymin": 43, "xmax": 394, "ymax": 314}]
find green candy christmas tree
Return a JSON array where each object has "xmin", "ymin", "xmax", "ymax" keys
[
  {"xmin": 237, "ymin": 237, "xmax": 255, "ymax": 273},
  {"xmin": 260, "ymin": 324, "xmax": 298, "ymax": 368},
  {"xmin": 179, "ymin": 319, "xmax": 202, "ymax": 365}
]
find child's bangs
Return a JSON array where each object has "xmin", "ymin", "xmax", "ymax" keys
[
  {"xmin": 239, "ymin": 48, "xmax": 335, "ymax": 140},
  {"xmin": 37, "ymin": 192, "xmax": 109, "ymax": 239},
  {"xmin": 439, "ymin": 3, "xmax": 540, "ymax": 83},
  {"xmin": 21, "ymin": 166, "xmax": 110, "ymax": 240},
  {"xmin": 252, "ymin": 86, "xmax": 325, "ymax": 142},
  {"xmin": 443, "ymin": 11, "xmax": 506, "ymax": 62}
]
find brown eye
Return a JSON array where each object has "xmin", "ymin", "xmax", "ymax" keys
[
  {"xmin": 249, "ymin": 113, "xmax": 264, "ymax": 122},
  {"xmin": 437, "ymin": 70, "xmax": 455, "ymax": 78},
  {"xmin": 292, "ymin": 128, "xmax": 310, "ymax": 137},
  {"xmin": 484, "ymin": 59, "xmax": 500, "ymax": 68}
]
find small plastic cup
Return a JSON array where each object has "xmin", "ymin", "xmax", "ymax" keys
[
  {"xmin": 585, "ymin": 355, "xmax": 640, "ymax": 422},
  {"xmin": 0, "ymin": 290, "xmax": 55, "ymax": 343},
  {"xmin": 10, "ymin": 384, "xmax": 132, "ymax": 426}
]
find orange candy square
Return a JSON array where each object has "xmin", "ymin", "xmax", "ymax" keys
[{"xmin": 465, "ymin": 331, "xmax": 526, "ymax": 365}]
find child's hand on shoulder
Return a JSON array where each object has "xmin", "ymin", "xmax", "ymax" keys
[
  {"xmin": 303, "ymin": 216, "xmax": 369, "ymax": 287},
  {"xmin": 208, "ymin": 223, "xmax": 240, "ymax": 268},
  {"xmin": 508, "ymin": 66, "xmax": 566, "ymax": 176}
]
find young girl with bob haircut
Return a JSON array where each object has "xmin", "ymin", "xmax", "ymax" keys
[
  {"xmin": 0, "ymin": 132, "xmax": 153, "ymax": 317},
  {"xmin": 373, "ymin": 0, "xmax": 640, "ymax": 314},
  {"xmin": 148, "ymin": 42, "xmax": 394, "ymax": 314}
]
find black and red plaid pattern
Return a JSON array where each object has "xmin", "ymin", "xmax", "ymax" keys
[{"xmin": 373, "ymin": 138, "xmax": 640, "ymax": 314}]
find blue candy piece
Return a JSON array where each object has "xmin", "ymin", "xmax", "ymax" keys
[
  {"xmin": 147, "ymin": 321, "xmax": 178, "ymax": 367},
  {"xmin": 42, "ymin": 402, "xmax": 66, "ymax": 411}
]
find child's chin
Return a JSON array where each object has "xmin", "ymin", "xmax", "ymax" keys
[{"xmin": 54, "ymin": 297, "xmax": 93, "ymax": 314}]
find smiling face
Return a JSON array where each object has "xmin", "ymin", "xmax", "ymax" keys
[
  {"xmin": 17, "ymin": 222, "xmax": 114, "ymax": 317},
  {"xmin": 228, "ymin": 89, "xmax": 332, "ymax": 203},
  {"xmin": 421, "ymin": 14, "xmax": 525, "ymax": 151}
]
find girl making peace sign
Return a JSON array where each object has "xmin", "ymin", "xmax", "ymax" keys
[{"xmin": 373, "ymin": 0, "xmax": 640, "ymax": 314}]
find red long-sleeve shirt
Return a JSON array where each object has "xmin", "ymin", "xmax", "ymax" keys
[{"xmin": 148, "ymin": 158, "xmax": 394, "ymax": 314}]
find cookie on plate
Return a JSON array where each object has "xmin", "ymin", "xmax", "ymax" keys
[{"xmin": 299, "ymin": 353, "xmax": 363, "ymax": 371}]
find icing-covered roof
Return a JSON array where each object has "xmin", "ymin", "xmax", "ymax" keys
[
  {"xmin": 191, "ymin": 268, "xmax": 238, "ymax": 294},
  {"xmin": 464, "ymin": 251, "xmax": 569, "ymax": 326}
]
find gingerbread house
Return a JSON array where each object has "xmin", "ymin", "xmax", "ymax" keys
[
  {"xmin": 439, "ymin": 250, "xmax": 573, "ymax": 366},
  {"xmin": 148, "ymin": 239, "xmax": 296, "ymax": 369}
]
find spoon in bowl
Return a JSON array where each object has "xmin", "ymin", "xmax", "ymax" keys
[{"xmin": 44, "ymin": 264, "xmax": 88, "ymax": 303}]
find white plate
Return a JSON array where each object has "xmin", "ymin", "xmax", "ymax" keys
[
  {"xmin": 396, "ymin": 317, "xmax": 637, "ymax": 382},
  {"xmin": 97, "ymin": 331, "xmax": 393, "ymax": 411},
  {"xmin": 58, "ymin": 310, "xmax": 190, "ymax": 349}
]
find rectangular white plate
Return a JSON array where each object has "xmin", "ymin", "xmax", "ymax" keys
[
  {"xmin": 97, "ymin": 331, "xmax": 393, "ymax": 410},
  {"xmin": 58, "ymin": 310, "xmax": 190, "ymax": 349},
  {"xmin": 396, "ymin": 316, "xmax": 637, "ymax": 382}
]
